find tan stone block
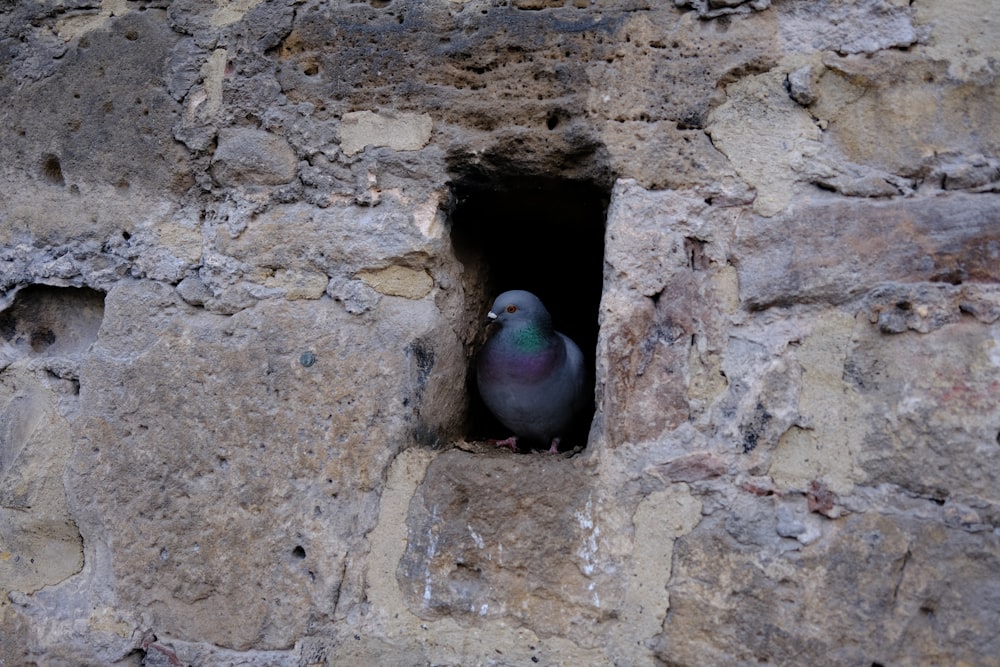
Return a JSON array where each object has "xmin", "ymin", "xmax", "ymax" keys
[{"xmin": 339, "ymin": 111, "xmax": 433, "ymax": 157}]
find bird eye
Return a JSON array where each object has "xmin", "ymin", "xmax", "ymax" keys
[{"xmin": 506, "ymin": 304, "xmax": 517, "ymax": 313}]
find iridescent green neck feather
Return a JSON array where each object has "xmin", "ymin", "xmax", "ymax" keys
[{"xmin": 510, "ymin": 323, "xmax": 553, "ymax": 354}]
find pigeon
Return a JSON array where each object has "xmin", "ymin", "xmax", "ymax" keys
[{"xmin": 476, "ymin": 290, "xmax": 588, "ymax": 453}]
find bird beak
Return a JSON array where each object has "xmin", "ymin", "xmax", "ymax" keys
[{"xmin": 484, "ymin": 311, "xmax": 498, "ymax": 326}]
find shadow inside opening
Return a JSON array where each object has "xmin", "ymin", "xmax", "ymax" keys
[{"xmin": 450, "ymin": 175, "xmax": 609, "ymax": 450}]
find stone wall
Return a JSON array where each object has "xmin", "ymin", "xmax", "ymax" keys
[{"xmin": 1, "ymin": 0, "xmax": 999, "ymax": 665}]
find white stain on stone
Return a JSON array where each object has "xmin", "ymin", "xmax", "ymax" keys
[
  {"xmin": 988, "ymin": 335, "xmax": 1000, "ymax": 368},
  {"xmin": 574, "ymin": 494, "xmax": 601, "ymax": 607},
  {"xmin": 467, "ymin": 525, "xmax": 485, "ymax": 549},
  {"xmin": 413, "ymin": 193, "xmax": 444, "ymax": 239},
  {"xmin": 423, "ymin": 506, "xmax": 440, "ymax": 606}
]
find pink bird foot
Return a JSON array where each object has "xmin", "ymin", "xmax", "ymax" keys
[
  {"xmin": 547, "ymin": 437, "xmax": 561, "ymax": 454},
  {"xmin": 492, "ymin": 436, "xmax": 519, "ymax": 452}
]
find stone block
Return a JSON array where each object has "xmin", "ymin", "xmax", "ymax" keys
[
  {"xmin": 339, "ymin": 111, "xmax": 433, "ymax": 157},
  {"xmin": 734, "ymin": 193, "xmax": 1000, "ymax": 310},
  {"xmin": 211, "ymin": 128, "xmax": 299, "ymax": 187}
]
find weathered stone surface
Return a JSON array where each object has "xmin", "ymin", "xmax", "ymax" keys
[
  {"xmin": 263, "ymin": 268, "xmax": 329, "ymax": 299},
  {"xmin": 661, "ymin": 510, "xmax": 1000, "ymax": 666},
  {"xmin": 734, "ymin": 193, "xmax": 1000, "ymax": 309},
  {"xmin": 353, "ymin": 447, "xmax": 615, "ymax": 665},
  {"xmin": 339, "ymin": 111, "xmax": 434, "ymax": 157},
  {"xmin": 914, "ymin": 0, "xmax": 1000, "ymax": 82},
  {"xmin": 777, "ymin": 0, "xmax": 921, "ymax": 55},
  {"xmin": 211, "ymin": 128, "xmax": 299, "ymax": 186},
  {"xmin": 675, "ymin": 0, "xmax": 771, "ymax": 20},
  {"xmin": 356, "ymin": 265, "xmax": 434, "ymax": 299},
  {"xmin": 811, "ymin": 51, "xmax": 1000, "ymax": 178},
  {"xmin": 598, "ymin": 181, "xmax": 739, "ymax": 445},
  {"xmin": 0, "ymin": 371, "xmax": 83, "ymax": 595},
  {"xmin": 767, "ymin": 310, "xmax": 864, "ymax": 494},
  {"xmin": 64, "ymin": 279, "xmax": 465, "ymax": 650},
  {"xmin": 707, "ymin": 68, "xmax": 823, "ymax": 215},
  {"xmin": 847, "ymin": 318, "xmax": 1000, "ymax": 508},
  {"xmin": 0, "ymin": 8, "xmax": 192, "ymax": 248},
  {"xmin": 215, "ymin": 197, "xmax": 443, "ymax": 279},
  {"xmin": 398, "ymin": 449, "xmax": 612, "ymax": 642},
  {"xmin": 2, "ymin": 0, "xmax": 1000, "ymax": 665}
]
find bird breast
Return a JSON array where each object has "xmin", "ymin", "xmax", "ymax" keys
[{"xmin": 479, "ymin": 342, "xmax": 561, "ymax": 385}]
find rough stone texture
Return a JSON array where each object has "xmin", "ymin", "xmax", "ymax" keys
[
  {"xmin": 2, "ymin": 0, "xmax": 999, "ymax": 665},
  {"xmin": 339, "ymin": 111, "xmax": 434, "ymax": 157},
  {"xmin": 734, "ymin": 193, "xmax": 1000, "ymax": 309},
  {"xmin": 211, "ymin": 128, "xmax": 299, "ymax": 186},
  {"xmin": 398, "ymin": 448, "xmax": 611, "ymax": 641},
  {"xmin": 661, "ymin": 509, "xmax": 1000, "ymax": 666}
]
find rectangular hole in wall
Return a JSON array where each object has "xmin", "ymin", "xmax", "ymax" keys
[{"xmin": 449, "ymin": 174, "xmax": 610, "ymax": 451}]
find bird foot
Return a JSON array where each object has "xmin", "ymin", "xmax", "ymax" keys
[
  {"xmin": 547, "ymin": 437, "xmax": 561, "ymax": 454},
  {"xmin": 492, "ymin": 436, "xmax": 519, "ymax": 452}
]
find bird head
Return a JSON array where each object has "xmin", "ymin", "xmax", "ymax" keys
[{"xmin": 484, "ymin": 290, "xmax": 553, "ymax": 329}]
